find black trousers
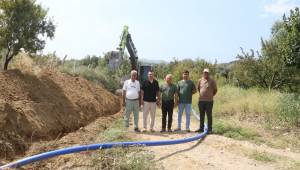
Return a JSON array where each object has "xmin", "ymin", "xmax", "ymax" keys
[
  {"xmin": 161, "ymin": 100, "xmax": 174, "ymax": 130},
  {"xmin": 198, "ymin": 101, "xmax": 214, "ymax": 132}
]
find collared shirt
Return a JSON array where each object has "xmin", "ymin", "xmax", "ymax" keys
[
  {"xmin": 177, "ymin": 80, "xmax": 196, "ymax": 104},
  {"xmin": 141, "ymin": 79, "xmax": 159, "ymax": 102},
  {"xmin": 198, "ymin": 77, "xmax": 217, "ymax": 101},
  {"xmin": 160, "ymin": 83, "xmax": 177, "ymax": 101},
  {"xmin": 123, "ymin": 79, "xmax": 140, "ymax": 99}
]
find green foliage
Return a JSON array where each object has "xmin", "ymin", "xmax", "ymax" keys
[
  {"xmin": 249, "ymin": 151, "xmax": 277, "ymax": 162},
  {"xmin": 154, "ymin": 58, "xmax": 215, "ymax": 84},
  {"xmin": 230, "ymin": 7, "xmax": 300, "ymax": 93},
  {"xmin": 208, "ymin": 85, "xmax": 300, "ymax": 127},
  {"xmin": 232, "ymin": 34, "xmax": 299, "ymax": 92},
  {"xmin": 79, "ymin": 55, "xmax": 99, "ymax": 68},
  {"xmin": 232, "ymin": 49, "xmax": 264, "ymax": 88},
  {"xmin": 0, "ymin": 0, "xmax": 55, "ymax": 70},
  {"xmin": 281, "ymin": 7, "xmax": 300, "ymax": 68},
  {"xmin": 277, "ymin": 94, "xmax": 300, "ymax": 127},
  {"xmin": 212, "ymin": 119, "xmax": 262, "ymax": 142},
  {"xmin": 93, "ymin": 119, "xmax": 158, "ymax": 170},
  {"xmin": 59, "ymin": 54, "xmax": 132, "ymax": 92}
]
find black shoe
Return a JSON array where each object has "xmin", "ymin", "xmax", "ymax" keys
[
  {"xmin": 160, "ymin": 129, "xmax": 166, "ymax": 133},
  {"xmin": 195, "ymin": 129, "xmax": 204, "ymax": 133},
  {"xmin": 167, "ymin": 129, "xmax": 172, "ymax": 132},
  {"xmin": 134, "ymin": 128, "xmax": 140, "ymax": 132},
  {"xmin": 207, "ymin": 130, "xmax": 213, "ymax": 134},
  {"xmin": 186, "ymin": 129, "xmax": 191, "ymax": 133}
]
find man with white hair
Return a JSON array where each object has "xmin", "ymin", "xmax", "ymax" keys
[
  {"xmin": 160, "ymin": 74, "xmax": 178, "ymax": 132},
  {"xmin": 122, "ymin": 70, "xmax": 141, "ymax": 132},
  {"xmin": 195, "ymin": 68, "xmax": 217, "ymax": 134}
]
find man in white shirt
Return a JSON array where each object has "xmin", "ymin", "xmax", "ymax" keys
[{"xmin": 122, "ymin": 70, "xmax": 141, "ymax": 132}]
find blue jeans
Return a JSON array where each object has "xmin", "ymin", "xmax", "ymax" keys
[{"xmin": 177, "ymin": 103, "xmax": 191, "ymax": 130}]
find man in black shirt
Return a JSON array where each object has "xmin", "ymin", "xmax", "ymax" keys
[{"xmin": 141, "ymin": 71, "xmax": 160, "ymax": 132}]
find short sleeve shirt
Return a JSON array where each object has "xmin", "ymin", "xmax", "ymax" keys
[
  {"xmin": 122, "ymin": 79, "xmax": 140, "ymax": 99},
  {"xmin": 160, "ymin": 83, "xmax": 177, "ymax": 101},
  {"xmin": 141, "ymin": 79, "xmax": 159, "ymax": 102},
  {"xmin": 177, "ymin": 80, "xmax": 196, "ymax": 104}
]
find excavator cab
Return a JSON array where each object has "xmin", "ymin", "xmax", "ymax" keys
[
  {"xmin": 138, "ymin": 64, "xmax": 152, "ymax": 84},
  {"xmin": 107, "ymin": 25, "xmax": 153, "ymax": 85}
]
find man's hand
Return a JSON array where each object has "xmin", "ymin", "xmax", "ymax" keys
[
  {"xmin": 156, "ymin": 99, "xmax": 161, "ymax": 108},
  {"xmin": 141, "ymin": 99, "xmax": 144, "ymax": 106},
  {"xmin": 174, "ymin": 100, "xmax": 178, "ymax": 107}
]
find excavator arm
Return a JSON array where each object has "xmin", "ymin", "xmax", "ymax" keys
[{"xmin": 118, "ymin": 26, "xmax": 138, "ymax": 70}]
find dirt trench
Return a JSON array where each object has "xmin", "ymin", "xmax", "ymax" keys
[{"xmin": 0, "ymin": 69, "xmax": 120, "ymax": 160}]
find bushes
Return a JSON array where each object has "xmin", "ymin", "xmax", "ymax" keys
[
  {"xmin": 59, "ymin": 62, "xmax": 121, "ymax": 92},
  {"xmin": 277, "ymin": 94, "xmax": 300, "ymax": 127},
  {"xmin": 212, "ymin": 119, "xmax": 262, "ymax": 142},
  {"xmin": 210, "ymin": 85, "xmax": 299, "ymax": 127}
]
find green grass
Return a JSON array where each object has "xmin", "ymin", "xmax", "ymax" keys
[
  {"xmin": 249, "ymin": 151, "xmax": 277, "ymax": 162},
  {"xmin": 93, "ymin": 119, "xmax": 159, "ymax": 170},
  {"xmin": 59, "ymin": 63, "xmax": 120, "ymax": 92},
  {"xmin": 97, "ymin": 120, "xmax": 131, "ymax": 142},
  {"xmin": 192, "ymin": 85, "xmax": 300, "ymax": 150},
  {"xmin": 290, "ymin": 162, "xmax": 300, "ymax": 170},
  {"xmin": 212, "ymin": 119, "xmax": 263, "ymax": 143},
  {"xmin": 193, "ymin": 85, "xmax": 299, "ymax": 128}
]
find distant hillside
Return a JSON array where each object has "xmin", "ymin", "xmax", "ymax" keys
[{"xmin": 139, "ymin": 58, "xmax": 167, "ymax": 65}]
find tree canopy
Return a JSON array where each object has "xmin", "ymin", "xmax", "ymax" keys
[{"xmin": 0, "ymin": 0, "xmax": 55, "ymax": 70}]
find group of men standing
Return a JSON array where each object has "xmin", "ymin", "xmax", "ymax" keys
[{"xmin": 122, "ymin": 68, "xmax": 217, "ymax": 134}]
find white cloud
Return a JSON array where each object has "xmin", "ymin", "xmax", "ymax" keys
[{"xmin": 263, "ymin": 0, "xmax": 298, "ymax": 16}]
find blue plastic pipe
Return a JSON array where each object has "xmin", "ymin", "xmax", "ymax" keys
[{"xmin": 0, "ymin": 108, "xmax": 204, "ymax": 169}]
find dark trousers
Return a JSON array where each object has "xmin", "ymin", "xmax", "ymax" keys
[
  {"xmin": 198, "ymin": 101, "xmax": 214, "ymax": 132},
  {"xmin": 161, "ymin": 100, "xmax": 174, "ymax": 130}
]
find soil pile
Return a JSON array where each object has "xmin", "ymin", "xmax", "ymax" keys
[{"xmin": 0, "ymin": 69, "xmax": 120, "ymax": 160}]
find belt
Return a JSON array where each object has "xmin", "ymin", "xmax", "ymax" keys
[{"xmin": 126, "ymin": 98, "xmax": 138, "ymax": 101}]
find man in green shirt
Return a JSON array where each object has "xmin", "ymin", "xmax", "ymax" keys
[
  {"xmin": 175, "ymin": 70, "xmax": 196, "ymax": 132},
  {"xmin": 160, "ymin": 74, "xmax": 178, "ymax": 132}
]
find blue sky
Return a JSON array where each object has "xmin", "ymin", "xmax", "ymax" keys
[{"xmin": 37, "ymin": 0, "xmax": 300, "ymax": 63}]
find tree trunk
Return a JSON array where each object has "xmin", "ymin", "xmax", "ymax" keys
[
  {"xmin": 3, "ymin": 49, "xmax": 13, "ymax": 71},
  {"xmin": 3, "ymin": 59, "xmax": 9, "ymax": 70}
]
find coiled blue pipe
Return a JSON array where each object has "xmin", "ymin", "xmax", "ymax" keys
[{"xmin": 1, "ymin": 109, "xmax": 204, "ymax": 169}]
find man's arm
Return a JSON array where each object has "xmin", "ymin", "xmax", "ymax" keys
[
  {"xmin": 156, "ymin": 81, "xmax": 161, "ymax": 106},
  {"xmin": 122, "ymin": 81, "xmax": 127, "ymax": 107},
  {"xmin": 156, "ymin": 91, "xmax": 161, "ymax": 106},
  {"xmin": 138, "ymin": 91, "xmax": 141, "ymax": 106},
  {"xmin": 213, "ymin": 80, "xmax": 218, "ymax": 96},
  {"xmin": 141, "ymin": 90, "xmax": 144, "ymax": 106},
  {"xmin": 192, "ymin": 81, "xmax": 197, "ymax": 94},
  {"xmin": 197, "ymin": 79, "xmax": 201, "ymax": 93},
  {"xmin": 174, "ymin": 93, "xmax": 179, "ymax": 107},
  {"xmin": 122, "ymin": 90, "xmax": 126, "ymax": 107}
]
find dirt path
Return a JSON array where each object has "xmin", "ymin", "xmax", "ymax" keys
[{"xmin": 129, "ymin": 110, "xmax": 300, "ymax": 170}]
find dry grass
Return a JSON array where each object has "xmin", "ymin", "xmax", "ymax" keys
[
  {"xmin": 192, "ymin": 85, "xmax": 300, "ymax": 150},
  {"xmin": 92, "ymin": 120, "xmax": 159, "ymax": 170}
]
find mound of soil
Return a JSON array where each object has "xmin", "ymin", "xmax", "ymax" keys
[{"xmin": 0, "ymin": 69, "xmax": 120, "ymax": 160}]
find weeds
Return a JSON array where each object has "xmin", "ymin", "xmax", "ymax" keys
[
  {"xmin": 93, "ymin": 119, "xmax": 158, "ymax": 170},
  {"xmin": 249, "ymin": 151, "xmax": 277, "ymax": 162},
  {"xmin": 212, "ymin": 119, "xmax": 263, "ymax": 143},
  {"xmin": 195, "ymin": 85, "xmax": 300, "ymax": 128}
]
